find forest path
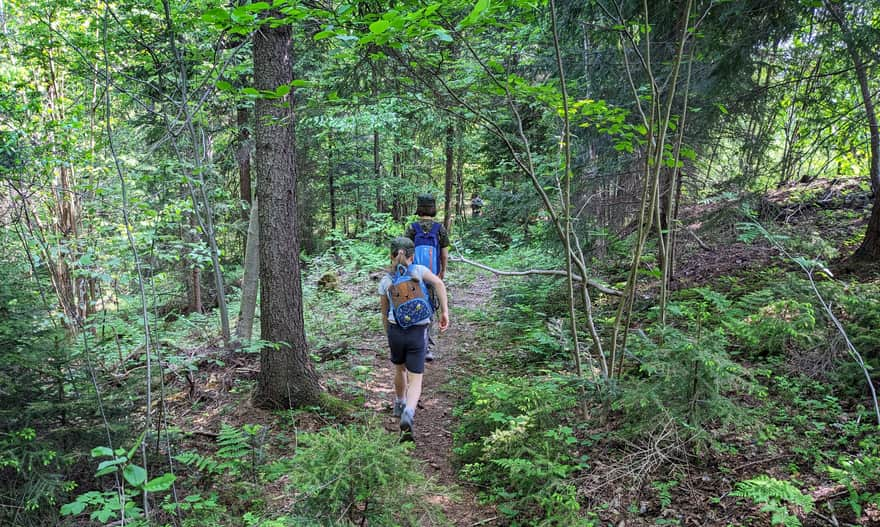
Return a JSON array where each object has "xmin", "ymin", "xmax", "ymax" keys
[{"xmin": 359, "ymin": 270, "xmax": 499, "ymax": 526}]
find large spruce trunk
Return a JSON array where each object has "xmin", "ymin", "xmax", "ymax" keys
[
  {"xmin": 853, "ymin": 193, "xmax": 880, "ymax": 262},
  {"xmin": 253, "ymin": 13, "xmax": 321, "ymax": 408}
]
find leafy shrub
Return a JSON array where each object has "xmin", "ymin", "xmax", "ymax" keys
[
  {"xmin": 324, "ymin": 213, "xmax": 406, "ymax": 272},
  {"xmin": 286, "ymin": 425, "xmax": 443, "ymax": 526},
  {"xmin": 827, "ymin": 454, "xmax": 880, "ymax": 518},
  {"xmin": 60, "ymin": 439, "xmax": 176, "ymax": 525},
  {"xmin": 453, "ymin": 375, "xmax": 588, "ymax": 525},
  {"xmin": 617, "ymin": 289, "xmax": 745, "ymax": 437},
  {"xmin": 726, "ymin": 293, "xmax": 818, "ymax": 356}
]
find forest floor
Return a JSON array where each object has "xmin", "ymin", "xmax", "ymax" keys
[
  {"xmin": 171, "ymin": 268, "xmax": 502, "ymax": 526},
  {"xmin": 168, "ymin": 176, "xmax": 878, "ymax": 526}
]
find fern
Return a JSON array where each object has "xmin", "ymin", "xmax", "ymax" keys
[
  {"xmin": 731, "ymin": 475, "xmax": 813, "ymax": 526},
  {"xmin": 176, "ymin": 424, "xmax": 264, "ymax": 481},
  {"xmin": 175, "ymin": 451, "xmax": 222, "ymax": 476},
  {"xmin": 827, "ymin": 455, "xmax": 880, "ymax": 517}
]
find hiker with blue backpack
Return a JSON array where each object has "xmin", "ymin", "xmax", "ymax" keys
[
  {"xmin": 405, "ymin": 194, "xmax": 450, "ymax": 362},
  {"xmin": 379, "ymin": 236, "xmax": 450, "ymax": 435}
]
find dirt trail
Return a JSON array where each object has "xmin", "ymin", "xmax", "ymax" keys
[{"xmin": 363, "ymin": 273, "xmax": 500, "ymax": 526}]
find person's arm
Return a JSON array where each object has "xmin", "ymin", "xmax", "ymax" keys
[
  {"xmin": 380, "ymin": 295, "xmax": 390, "ymax": 334},
  {"xmin": 422, "ymin": 270, "xmax": 449, "ymax": 331}
]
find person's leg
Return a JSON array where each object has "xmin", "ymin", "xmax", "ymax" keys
[
  {"xmin": 388, "ymin": 325, "xmax": 408, "ymax": 415},
  {"xmin": 393, "ymin": 364, "xmax": 407, "ymax": 416},
  {"xmin": 425, "ymin": 319, "xmax": 437, "ymax": 361},
  {"xmin": 404, "ymin": 371, "xmax": 423, "ymax": 413},
  {"xmin": 400, "ymin": 325, "xmax": 428, "ymax": 432},
  {"xmin": 394, "ymin": 364, "xmax": 407, "ymax": 400},
  {"xmin": 399, "ymin": 370, "xmax": 422, "ymax": 432}
]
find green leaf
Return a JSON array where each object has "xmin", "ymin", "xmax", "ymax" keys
[
  {"xmin": 369, "ymin": 19, "xmax": 390, "ymax": 34},
  {"xmin": 216, "ymin": 80, "xmax": 233, "ymax": 92},
  {"xmin": 433, "ymin": 29, "xmax": 453, "ymax": 42},
  {"xmin": 143, "ymin": 473, "xmax": 176, "ymax": 492},
  {"xmin": 123, "ymin": 464, "xmax": 148, "ymax": 487},
  {"xmin": 247, "ymin": 1, "xmax": 271, "ymax": 12},
  {"xmin": 96, "ymin": 456, "xmax": 126, "ymax": 477},
  {"xmin": 126, "ymin": 431, "xmax": 146, "ymax": 463},
  {"xmin": 60, "ymin": 500, "xmax": 87, "ymax": 516},
  {"xmin": 201, "ymin": 8, "xmax": 230, "ymax": 25},
  {"xmin": 467, "ymin": 0, "xmax": 489, "ymax": 21},
  {"xmin": 275, "ymin": 84, "xmax": 291, "ymax": 97},
  {"xmin": 91, "ymin": 446, "xmax": 113, "ymax": 458},
  {"xmin": 241, "ymin": 87, "xmax": 260, "ymax": 96},
  {"xmin": 94, "ymin": 507, "xmax": 116, "ymax": 522},
  {"xmin": 230, "ymin": 6, "xmax": 254, "ymax": 24},
  {"xmin": 314, "ymin": 30, "xmax": 336, "ymax": 40}
]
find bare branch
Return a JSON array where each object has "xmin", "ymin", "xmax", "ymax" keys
[{"xmin": 448, "ymin": 255, "xmax": 621, "ymax": 296}]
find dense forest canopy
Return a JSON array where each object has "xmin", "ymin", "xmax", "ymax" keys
[{"xmin": 1, "ymin": 0, "xmax": 879, "ymax": 525}]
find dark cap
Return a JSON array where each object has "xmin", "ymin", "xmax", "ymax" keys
[
  {"xmin": 390, "ymin": 236, "xmax": 415, "ymax": 256},
  {"xmin": 416, "ymin": 193, "xmax": 436, "ymax": 217}
]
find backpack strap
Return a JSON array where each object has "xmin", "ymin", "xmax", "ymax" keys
[{"xmin": 429, "ymin": 221, "xmax": 441, "ymax": 238}]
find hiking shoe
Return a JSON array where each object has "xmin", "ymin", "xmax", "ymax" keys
[
  {"xmin": 392, "ymin": 400, "xmax": 406, "ymax": 417},
  {"xmin": 399, "ymin": 408, "xmax": 414, "ymax": 433},
  {"xmin": 425, "ymin": 349, "xmax": 435, "ymax": 362}
]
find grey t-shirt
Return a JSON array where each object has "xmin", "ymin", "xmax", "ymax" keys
[{"xmin": 378, "ymin": 264, "xmax": 431, "ymax": 325}]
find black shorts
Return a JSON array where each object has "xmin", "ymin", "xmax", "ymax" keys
[{"xmin": 387, "ymin": 323, "xmax": 429, "ymax": 374}]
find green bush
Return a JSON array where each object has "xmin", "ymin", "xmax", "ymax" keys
[
  {"xmin": 726, "ymin": 295, "xmax": 818, "ymax": 356},
  {"xmin": 827, "ymin": 453, "xmax": 880, "ymax": 518},
  {"xmin": 453, "ymin": 375, "xmax": 588, "ymax": 525},
  {"xmin": 286, "ymin": 425, "xmax": 444, "ymax": 526},
  {"xmin": 615, "ymin": 288, "xmax": 746, "ymax": 439}
]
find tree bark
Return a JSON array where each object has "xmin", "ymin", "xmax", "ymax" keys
[
  {"xmin": 236, "ymin": 198, "xmax": 259, "ymax": 344},
  {"xmin": 825, "ymin": 1, "xmax": 880, "ymax": 261},
  {"xmin": 854, "ymin": 193, "xmax": 880, "ymax": 261},
  {"xmin": 443, "ymin": 124, "xmax": 454, "ymax": 232},
  {"xmin": 184, "ymin": 211, "xmax": 203, "ymax": 314},
  {"xmin": 253, "ymin": 12, "xmax": 321, "ymax": 408},
  {"xmin": 237, "ymin": 106, "xmax": 252, "ymax": 223},
  {"xmin": 374, "ymin": 129, "xmax": 383, "ymax": 213},
  {"xmin": 328, "ymin": 134, "xmax": 337, "ymax": 231},
  {"xmin": 825, "ymin": 2, "xmax": 879, "ymax": 194}
]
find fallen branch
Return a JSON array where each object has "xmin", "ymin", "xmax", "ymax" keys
[
  {"xmin": 449, "ymin": 255, "xmax": 621, "ymax": 296},
  {"xmin": 685, "ymin": 226, "xmax": 713, "ymax": 251},
  {"xmin": 188, "ymin": 430, "xmax": 219, "ymax": 439}
]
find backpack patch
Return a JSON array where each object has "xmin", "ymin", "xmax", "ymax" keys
[
  {"xmin": 387, "ymin": 264, "xmax": 433, "ymax": 328},
  {"xmin": 412, "ymin": 221, "xmax": 441, "ymax": 274}
]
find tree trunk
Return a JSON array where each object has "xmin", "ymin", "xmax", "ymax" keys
[
  {"xmin": 455, "ymin": 126, "xmax": 466, "ymax": 221},
  {"xmin": 443, "ymin": 124, "xmax": 454, "ymax": 232},
  {"xmin": 391, "ymin": 140, "xmax": 404, "ymax": 220},
  {"xmin": 374, "ymin": 129, "xmax": 383, "ymax": 213},
  {"xmin": 236, "ymin": 198, "xmax": 259, "ymax": 344},
  {"xmin": 253, "ymin": 12, "xmax": 321, "ymax": 409},
  {"xmin": 237, "ymin": 106, "xmax": 252, "ymax": 223},
  {"xmin": 825, "ymin": 2, "xmax": 879, "ymax": 194},
  {"xmin": 184, "ymin": 211, "xmax": 203, "ymax": 314},
  {"xmin": 328, "ymin": 134, "xmax": 337, "ymax": 231},
  {"xmin": 825, "ymin": 1, "xmax": 880, "ymax": 260},
  {"xmin": 853, "ymin": 193, "xmax": 880, "ymax": 261}
]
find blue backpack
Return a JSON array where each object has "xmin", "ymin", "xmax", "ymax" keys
[
  {"xmin": 386, "ymin": 264, "xmax": 433, "ymax": 328},
  {"xmin": 412, "ymin": 221, "xmax": 441, "ymax": 275}
]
